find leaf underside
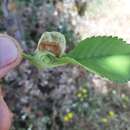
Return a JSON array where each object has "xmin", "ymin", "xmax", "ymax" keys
[{"xmin": 66, "ymin": 36, "xmax": 130, "ymax": 83}]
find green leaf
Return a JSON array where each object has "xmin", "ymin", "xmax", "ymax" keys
[{"xmin": 66, "ymin": 36, "xmax": 130, "ymax": 83}]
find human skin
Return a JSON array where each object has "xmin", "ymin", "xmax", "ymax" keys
[{"xmin": 0, "ymin": 34, "xmax": 22, "ymax": 130}]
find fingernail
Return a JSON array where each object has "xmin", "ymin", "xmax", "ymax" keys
[{"xmin": 0, "ymin": 36, "xmax": 18, "ymax": 68}]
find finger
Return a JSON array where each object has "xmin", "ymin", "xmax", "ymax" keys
[
  {"xmin": 0, "ymin": 88, "xmax": 13, "ymax": 130},
  {"xmin": 0, "ymin": 34, "xmax": 22, "ymax": 78}
]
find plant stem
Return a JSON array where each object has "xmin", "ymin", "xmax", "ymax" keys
[{"xmin": 22, "ymin": 52, "xmax": 33, "ymax": 60}]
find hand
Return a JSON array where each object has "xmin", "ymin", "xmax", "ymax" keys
[{"xmin": 0, "ymin": 34, "xmax": 21, "ymax": 130}]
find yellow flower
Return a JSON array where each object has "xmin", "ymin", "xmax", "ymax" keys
[
  {"xmin": 108, "ymin": 111, "xmax": 115, "ymax": 118},
  {"xmin": 101, "ymin": 118, "xmax": 108, "ymax": 123},
  {"xmin": 81, "ymin": 88, "xmax": 87, "ymax": 94},
  {"xmin": 63, "ymin": 112, "xmax": 74, "ymax": 122},
  {"xmin": 76, "ymin": 87, "xmax": 88, "ymax": 100},
  {"xmin": 64, "ymin": 115, "xmax": 70, "ymax": 122},
  {"xmin": 77, "ymin": 92, "xmax": 82, "ymax": 98},
  {"xmin": 67, "ymin": 112, "xmax": 74, "ymax": 119}
]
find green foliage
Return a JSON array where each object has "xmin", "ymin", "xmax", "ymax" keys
[
  {"xmin": 22, "ymin": 51, "xmax": 62, "ymax": 69},
  {"xmin": 66, "ymin": 36, "xmax": 130, "ymax": 83},
  {"xmin": 23, "ymin": 32, "xmax": 130, "ymax": 83}
]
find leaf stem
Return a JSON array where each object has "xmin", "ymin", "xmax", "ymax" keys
[{"xmin": 22, "ymin": 52, "xmax": 33, "ymax": 60}]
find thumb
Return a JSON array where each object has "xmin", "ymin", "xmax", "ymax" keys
[
  {"xmin": 0, "ymin": 89, "xmax": 13, "ymax": 130},
  {"xmin": 0, "ymin": 34, "xmax": 21, "ymax": 130},
  {"xmin": 0, "ymin": 34, "xmax": 22, "ymax": 78}
]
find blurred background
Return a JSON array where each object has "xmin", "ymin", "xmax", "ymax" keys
[{"xmin": 1, "ymin": 0, "xmax": 130, "ymax": 130}]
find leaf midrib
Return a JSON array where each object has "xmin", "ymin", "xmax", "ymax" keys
[{"xmin": 68, "ymin": 52, "xmax": 130, "ymax": 60}]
